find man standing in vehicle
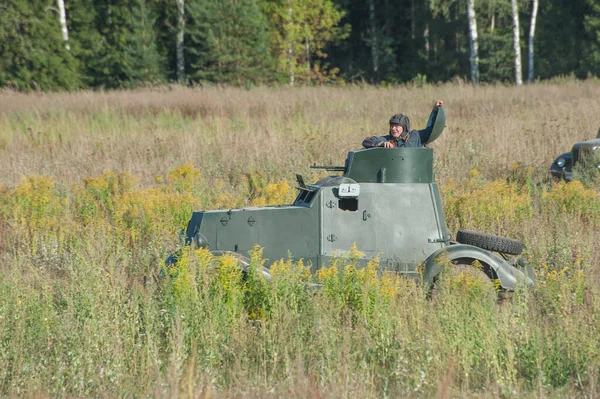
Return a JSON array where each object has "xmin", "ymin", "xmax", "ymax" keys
[{"xmin": 362, "ymin": 100, "xmax": 444, "ymax": 148}]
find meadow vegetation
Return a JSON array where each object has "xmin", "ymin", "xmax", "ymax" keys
[{"xmin": 1, "ymin": 81, "xmax": 600, "ymax": 397}]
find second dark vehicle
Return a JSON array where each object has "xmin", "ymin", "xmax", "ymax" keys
[{"xmin": 550, "ymin": 127, "xmax": 600, "ymax": 181}]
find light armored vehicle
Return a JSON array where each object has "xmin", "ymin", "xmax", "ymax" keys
[
  {"xmin": 550, "ymin": 127, "xmax": 600, "ymax": 181},
  {"xmin": 170, "ymin": 108, "xmax": 534, "ymax": 292}
]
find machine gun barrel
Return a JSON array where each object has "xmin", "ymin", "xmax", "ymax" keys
[{"xmin": 310, "ymin": 164, "xmax": 345, "ymax": 172}]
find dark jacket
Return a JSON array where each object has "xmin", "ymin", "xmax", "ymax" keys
[{"xmin": 362, "ymin": 107, "xmax": 440, "ymax": 149}]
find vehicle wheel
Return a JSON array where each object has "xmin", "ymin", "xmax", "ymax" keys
[{"xmin": 456, "ymin": 229, "xmax": 523, "ymax": 255}]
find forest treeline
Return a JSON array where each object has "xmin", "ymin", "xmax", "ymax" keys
[{"xmin": 1, "ymin": 0, "xmax": 599, "ymax": 91}]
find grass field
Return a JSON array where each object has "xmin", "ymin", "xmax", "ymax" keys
[{"xmin": 1, "ymin": 80, "xmax": 600, "ymax": 397}]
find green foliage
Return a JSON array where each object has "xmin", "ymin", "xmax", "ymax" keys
[
  {"xmin": 185, "ymin": 0, "xmax": 274, "ymax": 85},
  {"xmin": 64, "ymin": 0, "xmax": 103, "ymax": 86},
  {"xmin": 542, "ymin": 180, "xmax": 600, "ymax": 225},
  {"xmin": 2, "ymin": 226, "xmax": 600, "ymax": 396},
  {"xmin": 0, "ymin": 0, "xmax": 81, "ymax": 90},
  {"xmin": 442, "ymin": 169, "xmax": 533, "ymax": 235},
  {"xmin": 262, "ymin": 0, "xmax": 348, "ymax": 83},
  {"xmin": 572, "ymin": 151, "xmax": 600, "ymax": 188},
  {"xmin": 478, "ymin": 31, "xmax": 515, "ymax": 83},
  {"xmin": 583, "ymin": 0, "xmax": 600, "ymax": 76},
  {"xmin": 1, "ymin": 0, "xmax": 600, "ymax": 88},
  {"xmin": 122, "ymin": 0, "xmax": 165, "ymax": 86},
  {"xmin": 151, "ymin": 0, "xmax": 180, "ymax": 82},
  {"xmin": 535, "ymin": 0, "xmax": 592, "ymax": 79},
  {"xmin": 86, "ymin": 0, "xmax": 164, "ymax": 88}
]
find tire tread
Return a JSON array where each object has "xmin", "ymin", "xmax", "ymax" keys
[{"xmin": 455, "ymin": 229, "xmax": 523, "ymax": 255}]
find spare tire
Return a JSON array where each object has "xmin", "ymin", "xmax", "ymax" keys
[{"xmin": 456, "ymin": 229, "xmax": 524, "ymax": 255}]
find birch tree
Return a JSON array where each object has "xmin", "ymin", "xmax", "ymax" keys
[
  {"xmin": 368, "ymin": 0, "xmax": 378, "ymax": 74},
  {"xmin": 0, "ymin": 0, "xmax": 80, "ymax": 90},
  {"xmin": 287, "ymin": 2, "xmax": 295, "ymax": 86},
  {"xmin": 467, "ymin": 0, "xmax": 479, "ymax": 84},
  {"xmin": 511, "ymin": 0, "xmax": 522, "ymax": 85},
  {"xmin": 527, "ymin": 0, "xmax": 538, "ymax": 83},
  {"xmin": 56, "ymin": 0, "xmax": 70, "ymax": 50},
  {"xmin": 176, "ymin": 0, "xmax": 185, "ymax": 83}
]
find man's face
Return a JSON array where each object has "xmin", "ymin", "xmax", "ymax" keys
[{"xmin": 390, "ymin": 124, "xmax": 404, "ymax": 139}]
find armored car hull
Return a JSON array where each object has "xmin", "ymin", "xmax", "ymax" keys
[{"xmin": 170, "ymin": 107, "xmax": 535, "ymax": 291}]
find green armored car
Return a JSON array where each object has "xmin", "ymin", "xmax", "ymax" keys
[{"xmin": 169, "ymin": 108, "xmax": 534, "ymax": 292}]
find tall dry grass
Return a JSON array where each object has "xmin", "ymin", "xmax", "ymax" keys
[
  {"xmin": 1, "ymin": 80, "xmax": 599, "ymax": 187},
  {"xmin": 1, "ymin": 81, "xmax": 600, "ymax": 397}
]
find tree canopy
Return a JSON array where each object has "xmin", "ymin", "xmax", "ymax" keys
[{"xmin": 1, "ymin": 0, "xmax": 599, "ymax": 90}]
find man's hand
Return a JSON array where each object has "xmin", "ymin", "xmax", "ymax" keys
[
  {"xmin": 434, "ymin": 99, "xmax": 444, "ymax": 110},
  {"xmin": 382, "ymin": 142, "xmax": 395, "ymax": 148}
]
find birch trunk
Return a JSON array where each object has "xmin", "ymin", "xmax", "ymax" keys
[
  {"xmin": 368, "ymin": 0, "xmax": 378, "ymax": 73},
  {"xmin": 56, "ymin": 0, "xmax": 70, "ymax": 50},
  {"xmin": 176, "ymin": 0, "xmax": 185, "ymax": 83},
  {"xmin": 424, "ymin": 24, "xmax": 430, "ymax": 60},
  {"xmin": 511, "ymin": 0, "xmax": 523, "ymax": 85},
  {"xmin": 527, "ymin": 0, "xmax": 539, "ymax": 83},
  {"xmin": 490, "ymin": 1, "xmax": 495, "ymax": 31},
  {"xmin": 288, "ymin": 3, "xmax": 295, "ymax": 87},
  {"xmin": 467, "ymin": 0, "xmax": 479, "ymax": 84},
  {"xmin": 410, "ymin": 0, "xmax": 415, "ymax": 40}
]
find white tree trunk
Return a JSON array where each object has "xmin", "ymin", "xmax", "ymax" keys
[
  {"xmin": 511, "ymin": 0, "xmax": 523, "ymax": 85},
  {"xmin": 368, "ymin": 0, "xmax": 378, "ymax": 73},
  {"xmin": 424, "ymin": 24, "xmax": 430, "ymax": 60},
  {"xmin": 490, "ymin": 1, "xmax": 495, "ymax": 31},
  {"xmin": 410, "ymin": 0, "xmax": 415, "ymax": 40},
  {"xmin": 527, "ymin": 0, "xmax": 539, "ymax": 84},
  {"xmin": 176, "ymin": 0, "xmax": 185, "ymax": 83},
  {"xmin": 288, "ymin": 3, "xmax": 295, "ymax": 87},
  {"xmin": 467, "ymin": 0, "xmax": 479, "ymax": 84},
  {"xmin": 56, "ymin": 0, "xmax": 70, "ymax": 50}
]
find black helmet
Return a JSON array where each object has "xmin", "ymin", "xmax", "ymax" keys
[{"xmin": 389, "ymin": 113, "xmax": 410, "ymax": 132}]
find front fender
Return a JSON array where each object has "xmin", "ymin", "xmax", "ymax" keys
[
  {"xmin": 550, "ymin": 152, "xmax": 573, "ymax": 181},
  {"xmin": 423, "ymin": 244, "xmax": 535, "ymax": 290}
]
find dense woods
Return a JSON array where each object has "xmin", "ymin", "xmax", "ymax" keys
[{"xmin": 1, "ymin": 0, "xmax": 599, "ymax": 90}]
